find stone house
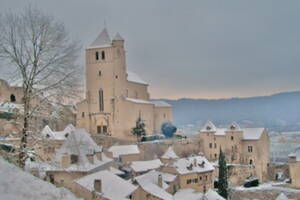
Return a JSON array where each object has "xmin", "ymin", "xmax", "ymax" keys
[
  {"xmin": 288, "ymin": 147, "xmax": 300, "ymax": 189},
  {"xmin": 198, "ymin": 121, "xmax": 270, "ymax": 182}
]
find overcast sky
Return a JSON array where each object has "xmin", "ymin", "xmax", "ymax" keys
[{"xmin": 1, "ymin": 0, "xmax": 300, "ymax": 99}]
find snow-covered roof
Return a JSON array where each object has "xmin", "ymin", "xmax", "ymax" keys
[
  {"xmin": 0, "ymin": 102, "xmax": 23, "ymax": 113},
  {"xmin": 161, "ymin": 146, "xmax": 179, "ymax": 160},
  {"xmin": 41, "ymin": 124, "xmax": 75, "ymax": 140},
  {"xmin": 127, "ymin": 71, "xmax": 148, "ymax": 85},
  {"xmin": 130, "ymin": 159, "xmax": 163, "ymax": 173},
  {"xmin": 74, "ymin": 170, "xmax": 137, "ymax": 200},
  {"xmin": 48, "ymin": 129, "xmax": 112, "ymax": 172},
  {"xmin": 174, "ymin": 189, "xmax": 225, "ymax": 200},
  {"xmin": 109, "ymin": 166, "xmax": 125, "ymax": 175},
  {"xmin": 200, "ymin": 122, "xmax": 265, "ymax": 140},
  {"xmin": 125, "ymin": 98, "xmax": 153, "ymax": 105},
  {"xmin": 88, "ymin": 28, "xmax": 112, "ymax": 49},
  {"xmin": 290, "ymin": 147, "xmax": 300, "ymax": 162},
  {"xmin": 108, "ymin": 145, "xmax": 140, "ymax": 158},
  {"xmin": 276, "ymin": 193, "xmax": 290, "ymax": 200},
  {"xmin": 201, "ymin": 121, "xmax": 217, "ymax": 132},
  {"xmin": 134, "ymin": 170, "xmax": 175, "ymax": 200},
  {"xmin": 152, "ymin": 101, "xmax": 172, "ymax": 108},
  {"xmin": 172, "ymin": 155, "xmax": 214, "ymax": 175},
  {"xmin": 173, "ymin": 188, "xmax": 203, "ymax": 200},
  {"xmin": 113, "ymin": 32, "xmax": 124, "ymax": 41},
  {"xmin": 204, "ymin": 190, "xmax": 225, "ymax": 200},
  {"xmin": 0, "ymin": 158, "xmax": 80, "ymax": 200}
]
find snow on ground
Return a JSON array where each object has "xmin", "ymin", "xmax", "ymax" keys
[
  {"xmin": 234, "ymin": 181, "xmax": 300, "ymax": 193},
  {"xmin": 0, "ymin": 157, "xmax": 81, "ymax": 200}
]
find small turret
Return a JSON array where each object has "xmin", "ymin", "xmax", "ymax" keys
[{"xmin": 112, "ymin": 32, "xmax": 124, "ymax": 47}]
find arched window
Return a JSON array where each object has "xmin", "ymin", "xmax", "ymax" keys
[
  {"xmin": 10, "ymin": 94, "xmax": 16, "ymax": 102},
  {"xmin": 99, "ymin": 89, "xmax": 104, "ymax": 111},
  {"xmin": 101, "ymin": 51, "xmax": 105, "ymax": 60},
  {"xmin": 95, "ymin": 51, "xmax": 99, "ymax": 60},
  {"xmin": 98, "ymin": 71, "xmax": 102, "ymax": 76},
  {"xmin": 249, "ymin": 159, "xmax": 253, "ymax": 165}
]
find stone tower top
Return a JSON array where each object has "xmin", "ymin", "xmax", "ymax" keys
[{"xmin": 88, "ymin": 28, "xmax": 112, "ymax": 49}]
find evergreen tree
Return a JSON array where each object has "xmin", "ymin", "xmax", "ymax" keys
[
  {"xmin": 131, "ymin": 116, "xmax": 146, "ymax": 142},
  {"xmin": 218, "ymin": 149, "xmax": 229, "ymax": 199}
]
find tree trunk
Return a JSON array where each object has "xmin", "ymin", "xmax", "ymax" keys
[{"xmin": 19, "ymin": 95, "xmax": 30, "ymax": 168}]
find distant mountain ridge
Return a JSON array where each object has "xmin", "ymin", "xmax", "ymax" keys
[{"xmin": 156, "ymin": 91, "xmax": 300, "ymax": 132}]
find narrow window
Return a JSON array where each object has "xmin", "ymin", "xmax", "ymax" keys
[
  {"xmin": 126, "ymin": 89, "xmax": 129, "ymax": 97},
  {"xmin": 99, "ymin": 71, "xmax": 102, "ymax": 76},
  {"xmin": 97, "ymin": 126, "xmax": 102, "ymax": 134},
  {"xmin": 101, "ymin": 51, "xmax": 105, "ymax": 60},
  {"xmin": 249, "ymin": 159, "xmax": 253, "ymax": 165},
  {"xmin": 10, "ymin": 94, "xmax": 16, "ymax": 102},
  {"xmin": 82, "ymin": 112, "xmax": 85, "ymax": 118},
  {"xmin": 209, "ymin": 143, "xmax": 212, "ymax": 148},
  {"xmin": 96, "ymin": 51, "xmax": 99, "ymax": 60},
  {"xmin": 103, "ymin": 126, "xmax": 107, "ymax": 133},
  {"xmin": 231, "ymin": 136, "xmax": 234, "ymax": 141},
  {"xmin": 115, "ymin": 75, "xmax": 118, "ymax": 79},
  {"xmin": 215, "ymin": 153, "xmax": 217, "ymax": 158},
  {"xmin": 99, "ymin": 89, "xmax": 104, "ymax": 111}
]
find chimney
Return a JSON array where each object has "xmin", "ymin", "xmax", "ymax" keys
[
  {"xmin": 194, "ymin": 158, "xmax": 197, "ymax": 167},
  {"xmin": 158, "ymin": 174, "xmax": 163, "ymax": 188},
  {"xmin": 96, "ymin": 151, "xmax": 102, "ymax": 160},
  {"xmin": 94, "ymin": 179, "xmax": 102, "ymax": 193},
  {"xmin": 87, "ymin": 153, "xmax": 94, "ymax": 164},
  {"xmin": 61, "ymin": 153, "xmax": 71, "ymax": 168}
]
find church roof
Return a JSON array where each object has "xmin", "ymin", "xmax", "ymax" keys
[
  {"xmin": 113, "ymin": 32, "xmax": 124, "ymax": 41},
  {"xmin": 88, "ymin": 28, "xmax": 112, "ymax": 49},
  {"xmin": 127, "ymin": 71, "xmax": 148, "ymax": 85}
]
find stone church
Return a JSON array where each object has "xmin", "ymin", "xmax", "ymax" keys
[{"xmin": 76, "ymin": 28, "xmax": 173, "ymax": 138}]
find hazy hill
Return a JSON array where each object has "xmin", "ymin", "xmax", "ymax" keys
[{"xmin": 158, "ymin": 91, "xmax": 300, "ymax": 132}]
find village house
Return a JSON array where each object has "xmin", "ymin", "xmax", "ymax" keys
[
  {"xmin": 76, "ymin": 28, "xmax": 173, "ymax": 138},
  {"xmin": 161, "ymin": 155, "xmax": 215, "ymax": 193},
  {"xmin": 288, "ymin": 147, "xmax": 300, "ymax": 189},
  {"xmin": 36, "ymin": 128, "xmax": 114, "ymax": 190},
  {"xmin": 73, "ymin": 170, "xmax": 137, "ymax": 200},
  {"xmin": 130, "ymin": 159, "xmax": 163, "ymax": 176},
  {"xmin": 198, "ymin": 121, "xmax": 270, "ymax": 182},
  {"xmin": 107, "ymin": 144, "xmax": 141, "ymax": 163},
  {"xmin": 133, "ymin": 170, "xmax": 177, "ymax": 200},
  {"xmin": 34, "ymin": 124, "xmax": 76, "ymax": 161}
]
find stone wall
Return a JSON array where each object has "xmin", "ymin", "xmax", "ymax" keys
[{"xmin": 268, "ymin": 163, "xmax": 290, "ymax": 181}]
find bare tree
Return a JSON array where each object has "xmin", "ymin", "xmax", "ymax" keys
[{"xmin": 0, "ymin": 7, "xmax": 81, "ymax": 168}]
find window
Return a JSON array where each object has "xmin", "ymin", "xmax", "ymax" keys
[
  {"xmin": 10, "ymin": 94, "xmax": 16, "ymax": 102},
  {"xmin": 214, "ymin": 143, "xmax": 217, "ymax": 148},
  {"xmin": 248, "ymin": 146, "xmax": 253, "ymax": 153},
  {"xmin": 199, "ymin": 176, "xmax": 202, "ymax": 180},
  {"xmin": 82, "ymin": 112, "xmax": 85, "ymax": 118},
  {"xmin": 98, "ymin": 71, "xmax": 102, "ymax": 76},
  {"xmin": 99, "ymin": 89, "xmax": 104, "ymax": 111},
  {"xmin": 101, "ymin": 51, "xmax": 105, "ymax": 60},
  {"xmin": 126, "ymin": 89, "xmax": 129, "ymax": 97},
  {"xmin": 193, "ymin": 178, "xmax": 198, "ymax": 183},
  {"xmin": 249, "ymin": 159, "xmax": 253, "ymax": 165},
  {"xmin": 186, "ymin": 179, "xmax": 192, "ymax": 184},
  {"xmin": 205, "ymin": 175, "xmax": 208, "ymax": 181},
  {"xmin": 97, "ymin": 126, "xmax": 102, "ymax": 134},
  {"xmin": 209, "ymin": 143, "xmax": 212, "ymax": 148},
  {"xmin": 115, "ymin": 75, "xmax": 118, "ymax": 79},
  {"xmin": 103, "ymin": 126, "xmax": 107, "ymax": 133},
  {"xmin": 231, "ymin": 136, "xmax": 234, "ymax": 141},
  {"xmin": 71, "ymin": 154, "xmax": 78, "ymax": 164},
  {"xmin": 96, "ymin": 51, "xmax": 99, "ymax": 60},
  {"xmin": 214, "ymin": 153, "xmax": 217, "ymax": 159}
]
